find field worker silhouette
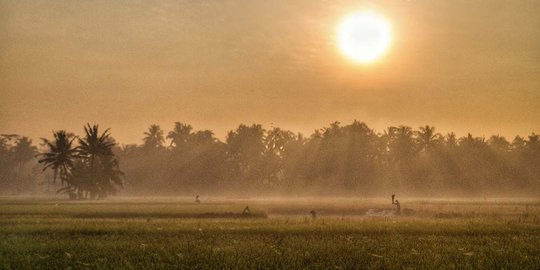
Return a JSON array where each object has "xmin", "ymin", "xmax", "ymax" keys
[{"xmin": 392, "ymin": 194, "xmax": 401, "ymax": 215}]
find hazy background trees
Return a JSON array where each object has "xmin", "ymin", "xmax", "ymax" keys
[
  {"xmin": 1, "ymin": 121, "xmax": 539, "ymax": 197},
  {"xmin": 0, "ymin": 135, "xmax": 39, "ymax": 193}
]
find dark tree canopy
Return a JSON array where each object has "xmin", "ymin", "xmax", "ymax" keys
[
  {"xmin": 37, "ymin": 124, "xmax": 123, "ymax": 199},
  {"xmin": 2, "ymin": 121, "xmax": 539, "ymax": 197}
]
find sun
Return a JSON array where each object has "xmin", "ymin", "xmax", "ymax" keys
[{"xmin": 337, "ymin": 11, "xmax": 392, "ymax": 64}]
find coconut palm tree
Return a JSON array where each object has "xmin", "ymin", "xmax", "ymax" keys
[
  {"xmin": 488, "ymin": 135, "xmax": 510, "ymax": 152},
  {"xmin": 386, "ymin": 125, "xmax": 417, "ymax": 162},
  {"xmin": 226, "ymin": 124, "xmax": 266, "ymax": 186},
  {"xmin": 94, "ymin": 155, "xmax": 124, "ymax": 199},
  {"xmin": 12, "ymin": 137, "xmax": 38, "ymax": 165},
  {"xmin": 39, "ymin": 125, "xmax": 123, "ymax": 200},
  {"xmin": 143, "ymin": 124, "xmax": 165, "ymax": 149},
  {"xmin": 445, "ymin": 132, "xmax": 458, "ymax": 148},
  {"xmin": 76, "ymin": 124, "xmax": 120, "ymax": 199},
  {"xmin": 38, "ymin": 130, "xmax": 77, "ymax": 185},
  {"xmin": 0, "ymin": 135, "xmax": 38, "ymax": 192},
  {"xmin": 167, "ymin": 122, "xmax": 192, "ymax": 149},
  {"xmin": 416, "ymin": 125, "xmax": 442, "ymax": 152},
  {"xmin": 77, "ymin": 124, "xmax": 115, "ymax": 170},
  {"xmin": 190, "ymin": 130, "xmax": 216, "ymax": 145}
]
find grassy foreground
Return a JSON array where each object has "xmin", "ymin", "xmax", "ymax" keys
[{"xmin": 0, "ymin": 197, "xmax": 539, "ymax": 269}]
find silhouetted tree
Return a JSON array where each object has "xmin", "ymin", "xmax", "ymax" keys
[
  {"xmin": 445, "ymin": 132, "xmax": 458, "ymax": 148},
  {"xmin": 0, "ymin": 135, "xmax": 39, "ymax": 193},
  {"xmin": 76, "ymin": 124, "xmax": 122, "ymax": 199},
  {"xmin": 38, "ymin": 131, "xmax": 77, "ymax": 187},
  {"xmin": 416, "ymin": 125, "xmax": 442, "ymax": 153},
  {"xmin": 488, "ymin": 135, "xmax": 510, "ymax": 152},
  {"xmin": 38, "ymin": 125, "xmax": 123, "ymax": 199},
  {"xmin": 167, "ymin": 122, "xmax": 192, "ymax": 149},
  {"xmin": 12, "ymin": 137, "xmax": 37, "ymax": 164},
  {"xmin": 11, "ymin": 137, "xmax": 38, "ymax": 191},
  {"xmin": 77, "ymin": 124, "xmax": 115, "ymax": 170},
  {"xmin": 386, "ymin": 126, "xmax": 417, "ymax": 163},
  {"xmin": 226, "ymin": 124, "xmax": 265, "ymax": 188},
  {"xmin": 143, "ymin": 124, "xmax": 165, "ymax": 150},
  {"xmin": 23, "ymin": 121, "xmax": 540, "ymax": 197},
  {"xmin": 263, "ymin": 127, "xmax": 296, "ymax": 186},
  {"xmin": 190, "ymin": 130, "xmax": 216, "ymax": 145}
]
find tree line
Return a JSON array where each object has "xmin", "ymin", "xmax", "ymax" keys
[
  {"xmin": 1, "ymin": 121, "xmax": 539, "ymax": 198},
  {"xmin": 1, "ymin": 124, "xmax": 123, "ymax": 199},
  {"xmin": 116, "ymin": 121, "xmax": 540, "ymax": 196}
]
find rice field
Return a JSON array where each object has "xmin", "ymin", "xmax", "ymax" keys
[{"xmin": 0, "ymin": 196, "xmax": 539, "ymax": 269}]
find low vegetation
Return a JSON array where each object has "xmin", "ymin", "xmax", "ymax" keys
[{"xmin": 0, "ymin": 197, "xmax": 538, "ymax": 269}]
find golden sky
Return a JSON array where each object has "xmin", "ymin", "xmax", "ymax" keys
[{"xmin": 1, "ymin": 0, "xmax": 539, "ymax": 144}]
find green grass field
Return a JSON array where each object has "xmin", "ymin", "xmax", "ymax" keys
[{"xmin": 1, "ymin": 197, "xmax": 539, "ymax": 269}]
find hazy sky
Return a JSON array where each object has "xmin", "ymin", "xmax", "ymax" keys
[{"xmin": 1, "ymin": 0, "xmax": 539, "ymax": 144}]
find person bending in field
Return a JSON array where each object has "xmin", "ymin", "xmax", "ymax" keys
[
  {"xmin": 392, "ymin": 194, "xmax": 401, "ymax": 215},
  {"xmin": 195, "ymin": 195, "xmax": 200, "ymax": 203},
  {"xmin": 242, "ymin": 206, "xmax": 251, "ymax": 215}
]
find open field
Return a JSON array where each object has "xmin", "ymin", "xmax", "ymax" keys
[{"xmin": 1, "ymin": 197, "xmax": 539, "ymax": 269}]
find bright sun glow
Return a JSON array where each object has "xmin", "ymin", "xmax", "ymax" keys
[{"xmin": 337, "ymin": 11, "xmax": 392, "ymax": 64}]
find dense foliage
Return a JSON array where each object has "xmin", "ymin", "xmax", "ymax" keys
[
  {"xmin": 0, "ymin": 135, "xmax": 38, "ymax": 193},
  {"xmin": 119, "ymin": 121, "xmax": 540, "ymax": 196},
  {"xmin": 1, "ymin": 120, "xmax": 539, "ymax": 197},
  {"xmin": 37, "ymin": 124, "xmax": 124, "ymax": 199}
]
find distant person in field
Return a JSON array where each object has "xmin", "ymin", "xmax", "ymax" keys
[
  {"xmin": 242, "ymin": 206, "xmax": 251, "ymax": 215},
  {"xmin": 310, "ymin": 210, "xmax": 317, "ymax": 219},
  {"xmin": 392, "ymin": 194, "xmax": 401, "ymax": 215},
  {"xmin": 195, "ymin": 195, "xmax": 200, "ymax": 203}
]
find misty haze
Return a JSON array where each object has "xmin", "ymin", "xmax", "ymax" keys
[{"xmin": 0, "ymin": 0, "xmax": 539, "ymax": 269}]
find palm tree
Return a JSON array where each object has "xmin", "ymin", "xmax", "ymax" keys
[
  {"xmin": 386, "ymin": 125, "xmax": 417, "ymax": 162},
  {"xmin": 94, "ymin": 155, "xmax": 124, "ymax": 199},
  {"xmin": 190, "ymin": 130, "xmax": 216, "ymax": 145},
  {"xmin": 76, "ymin": 124, "xmax": 119, "ymax": 199},
  {"xmin": 226, "ymin": 124, "xmax": 266, "ymax": 185},
  {"xmin": 167, "ymin": 122, "xmax": 192, "ymax": 149},
  {"xmin": 59, "ymin": 160, "xmax": 87, "ymax": 199},
  {"xmin": 445, "ymin": 132, "xmax": 458, "ymax": 148},
  {"xmin": 12, "ymin": 137, "xmax": 38, "ymax": 165},
  {"xmin": 143, "ymin": 124, "xmax": 165, "ymax": 149},
  {"xmin": 488, "ymin": 135, "xmax": 510, "ymax": 152},
  {"xmin": 77, "ymin": 124, "xmax": 115, "ymax": 171},
  {"xmin": 11, "ymin": 137, "xmax": 38, "ymax": 190},
  {"xmin": 459, "ymin": 133, "xmax": 486, "ymax": 149},
  {"xmin": 0, "ymin": 135, "xmax": 38, "ymax": 192},
  {"xmin": 511, "ymin": 136, "xmax": 526, "ymax": 152},
  {"xmin": 38, "ymin": 131, "xmax": 77, "ymax": 186},
  {"xmin": 416, "ymin": 125, "xmax": 442, "ymax": 152}
]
